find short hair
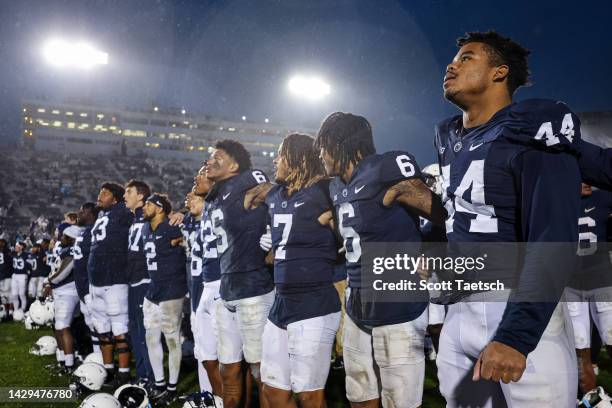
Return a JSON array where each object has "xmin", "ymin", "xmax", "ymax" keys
[
  {"xmin": 214, "ymin": 139, "xmax": 252, "ymax": 173},
  {"xmin": 147, "ymin": 193, "xmax": 173, "ymax": 215},
  {"xmin": 17, "ymin": 241, "xmax": 27, "ymax": 249},
  {"xmin": 125, "ymin": 179, "xmax": 151, "ymax": 202},
  {"xmin": 100, "ymin": 182, "xmax": 125, "ymax": 203},
  {"xmin": 457, "ymin": 30, "xmax": 530, "ymax": 95},
  {"xmin": 279, "ymin": 133, "xmax": 326, "ymax": 191},
  {"xmin": 81, "ymin": 202, "xmax": 100, "ymax": 219},
  {"xmin": 314, "ymin": 112, "xmax": 376, "ymax": 173},
  {"xmin": 64, "ymin": 212, "xmax": 78, "ymax": 222}
]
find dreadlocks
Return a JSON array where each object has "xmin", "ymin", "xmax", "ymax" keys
[
  {"xmin": 280, "ymin": 133, "xmax": 326, "ymax": 195},
  {"xmin": 314, "ymin": 112, "xmax": 376, "ymax": 176}
]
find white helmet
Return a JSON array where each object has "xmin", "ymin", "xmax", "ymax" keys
[
  {"xmin": 0, "ymin": 304, "xmax": 6, "ymax": 320},
  {"xmin": 29, "ymin": 299, "xmax": 54, "ymax": 325},
  {"xmin": 579, "ymin": 387, "xmax": 612, "ymax": 408},
  {"xmin": 182, "ymin": 391, "xmax": 218, "ymax": 408},
  {"xmin": 84, "ymin": 352, "xmax": 104, "ymax": 365},
  {"xmin": 24, "ymin": 312, "xmax": 37, "ymax": 330},
  {"xmin": 79, "ymin": 393, "xmax": 121, "ymax": 408},
  {"xmin": 422, "ymin": 163, "xmax": 443, "ymax": 196},
  {"xmin": 13, "ymin": 309, "xmax": 25, "ymax": 321},
  {"xmin": 29, "ymin": 335, "xmax": 57, "ymax": 356},
  {"xmin": 71, "ymin": 362, "xmax": 107, "ymax": 393},
  {"xmin": 113, "ymin": 384, "xmax": 150, "ymax": 408}
]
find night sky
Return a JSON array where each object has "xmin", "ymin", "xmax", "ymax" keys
[{"xmin": 1, "ymin": 0, "xmax": 611, "ymax": 164}]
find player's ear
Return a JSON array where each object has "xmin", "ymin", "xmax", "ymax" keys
[{"xmin": 492, "ymin": 64, "xmax": 509, "ymax": 83}]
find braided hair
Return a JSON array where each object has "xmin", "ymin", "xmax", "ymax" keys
[
  {"xmin": 280, "ymin": 133, "xmax": 326, "ymax": 195},
  {"xmin": 314, "ymin": 112, "xmax": 375, "ymax": 176}
]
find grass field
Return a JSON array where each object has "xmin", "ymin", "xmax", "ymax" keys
[{"xmin": 8, "ymin": 320, "xmax": 612, "ymax": 407}]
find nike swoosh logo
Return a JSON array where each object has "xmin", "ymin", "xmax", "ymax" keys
[
  {"xmin": 294, "ymin": 202, "xmax": 305, "ymax": 208},
  {"xmin": 469, "ymin": 142, "xmax": 484, "ymax": 151},
  {"xmin": 213, "ymin": 297, "xmax": 221, "ymax": 301},
  {"xmin": 585, "ymin": 207, "xmax": 596, "ymax": 213},
  {"xmin": 355, "ymin": 185, "xmax": 365, "ymax": 194},
  {"xmin": 222, "ymin": 192, "xmax": 231, "ymax": 200},
  {"xmin": 155, "ymin": 236, "xmax": 162, "ymax": 240}
]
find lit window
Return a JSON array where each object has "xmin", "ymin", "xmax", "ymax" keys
[
  {"xmin": 228, "ymin": 127, "xmax": 236, "ymax": 132},
  {"xmin": 67, "ymin": 122, "xmax": 76, "ymax": 129},
  {"xmin": 208, "ymin": 147, "xmax": 213, "ymax": 153},
  {"xmin": 65, "ymin": 111, "xmax": 74, "ymax": 116},
  {"xmin": 263, "ymin": 151, "xmax": 268, "ymax": 156},
  {"xmin": 97, "ymin": 114, "xmax": 105, "ymax": 119},
  {"xmin": 37, "ymin": 108, "xmax": 46, "ymax": 113},
  {"xmin": 23, "ymin": 108, "xmax": 27, "ymax": 113},
  {"xmin": 198, "ymin": 146, "xmax": 205, "ymax": 151},
  {"xmin": 80, "ymin": 113, "xmax": 88, "ymax": 117},
  {"xmin": 52, "ymin": 110, "xmax": 60, "ymax": 115},
  {"xmin": 270, "ymin": 152, "xmax": 274, "ymax": 157},
  {"xmin": 52, "ymin": 121, "xmax": 62, "ymax": 127}
]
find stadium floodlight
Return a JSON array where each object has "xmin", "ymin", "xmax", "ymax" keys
[
  {"xmin": 241, "ymin": 116, "xmax": 247, "ymax": 121},
  {"xmin": 288, "ymin": 75, "xmax": 331, "ymax": 101},
  {"xmin": 181, "ymin": 108, "xmax": 186, "ymax": 114},
  {"xmin": 153, "ymin": 106, "xmax": 159, "ymax": 112},
  {"xmin": 43, "ymin": 39, "xmax": 108, "ymax": 69},
  {"xmin": 264, "ymin": 118, "xmax": 269, "ymax": 123}
]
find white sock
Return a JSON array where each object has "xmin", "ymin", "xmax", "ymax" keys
[
  {"xmin": 64, "ymin": 354, "xmax": 74, "ymax": 367},
  {"xmin": 57, "ymin": 349, "xmax": 65, "ymax": 363},
  {"xmin": 119, "ymin": 367, "xmax": 130, "ymax": 373},
  {"xmin": 145, "ymin": 327, "xmax": 165, "ymax": 383},
  {"xmin": 198, "ymin": 360, "xmax": 212, "ymax": 393},
  {"xmin": 91, "ymin": 335, "xmax": 101, "ymax": 354},
  {"xmin": 165, "ymin": 330, "xmax": 182, "ymax": 386}
]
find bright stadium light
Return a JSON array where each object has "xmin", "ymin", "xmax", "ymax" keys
[
  {"xmin": 42, "ymin": 38, "xmax": 108, "ymax": 69},
  {"xmin": 288, "ymin": 75, "xmax": 331, "ymax": 101}
]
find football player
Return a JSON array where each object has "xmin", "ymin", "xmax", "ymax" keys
[
  {"xmin": 142, "ymin": 193, "xmax": 187, "ymax": 406},
  {"xmin": 205, "ymin": 139, "xmax": 273, "ymax": 408},
  {"xmin": 124, "ymin": 180, "xmax": 154, "ymax": 386},
  {"xmin": 565, "ymin": 183, "xmax": 612, "ymax": 396},
  {"xmin": 182, "ymin": 191, "xmax": 200, "ymax": 298},
  {"xmin": 435, "ymin": 31, "xmax": 581, "ymax": 406},
  {"xmin": 314, "ymin": 112, "xmax": 446, "ymax": 407},
  {"xmin": 186, "ymin": 193, "xmax": 204, "ymax": 328},
  {"xmin": 88, "ymin": 182, "xmax": 133, "ymax": 386},
  {"xmin": 256, "ymin": 133, "xmax": 341, "ymax": 407},
  {"xmin": 28, "ymin": 243, "xmax": 50, "ymax": 299},
  {"xmin": 0, "ymin": 238, "xmax": 13, "ymax": 318},
  {"xmin": 73, "ymin": 203, "xmax": 102, "ymax": 357},
  {"xmin": 11, "ymin": 241, "xmax": 30, "ymax": 314},
  {"xmin": 43, "ymin": 225, "xmax": 81, "ymax": 374},
  {"xmin": 192, "ymin": 168, "xmax": 224, "ymax": 404}
]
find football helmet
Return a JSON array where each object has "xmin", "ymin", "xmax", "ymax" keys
[
  {"xmin": 113, "ymin": 384, "xmax": 150, "ymax": 408},
  {"xmin": 13, "ymin": 309, "xmax": 25, "ymax": 321},
  {"xmin": 29, "ymin": 299, "xmax": 54, "ymax": 325},
  {"xmin": 422, "ymin": 163, "xmax": 443, "ymax": 196},
  {"xmin": 70, "ymin": 362, "xmax": 107, "ymax": 395},
  {"xmin": 181, "ymin": 391, "xmax": 218, "ymax": 408},
  {"xmin": 79, "ymin": 393, "xmax": 121, "ymax": 408},
  {"xmin": 83, "ymin": 352, "xmax": 104, "ymax": 365},
  {"xmin": 579, "ymin": 387, "xmax": 612, "ymax": 408},
  {"xmin": 24, "ymin": 312, "xmax": 37, "ymax": 330},
  {"xmin": 29, "ymin": 335, "xmax": 57, "ymax": 356}
]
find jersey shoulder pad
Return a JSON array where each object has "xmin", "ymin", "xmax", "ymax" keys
[
  {"xmin": 376, "ymin": 151, "xmax": 423, "ymax": 185},
  {"xmin": 505, "ymin": 98, "xmax": 581, "ymax": 152}
]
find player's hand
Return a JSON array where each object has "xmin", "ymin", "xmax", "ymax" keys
[
  {"xmin": 244, "ymin": 182, "xmax": 273, "ymax": 210},
  {"xmin": 259, "ymin": 226, "xmax": 272, "ymax": 251},
  {"xmin": 473, "ymin": 341, "xmax": 526, "ymax": 384},
  {"xmin": 171, "ymin": 237, "xmax": 183, "ymax": 247},
  {"xmin": 168, "ymin": 212, "xmax": 185, "ymax": 226},
  {"xmin": 417, "ymin": 265, "xmax": 430, "ymax": 281},
  {"xmin": 42, "ymin": 285, "xmax": 52, "ymax": 298}
]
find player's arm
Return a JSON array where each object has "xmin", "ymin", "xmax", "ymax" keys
[
  {"xmin": 317, "ymin": 210, "xmax": 334, "ymax": 229},
  {"xmin": 244, "ymin": 182, "xmax": 274, "ymax": 210},
  {"xmin": 44, "ymin": 255, "xmax": 74, "ymax": 287},
  {"xmin": 474, "ymin": 148, "xmax": 581, "ymax": 384},
  {"xmin": 383, "ymin": 178, "xmax": 447, "ymax": 226},
  {"xmin": 576, "ymin": 139, "xmax": 612, "ymax": 190}
]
